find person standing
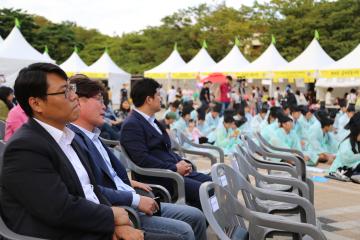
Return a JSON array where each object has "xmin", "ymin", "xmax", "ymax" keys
[
  {"xmin": 219, "ymin": 76, "xmax": 232, "ymax": 116},
  {"xmin": 120, "ymin": 83, "xmax": 128, "ymax": 103},
  {"xmin": 167, "ymin": 86, "xmax": 177, "ymax": 105},
  {"xmin": 199, "ymin": 81, "xmax": 211, "ymax": 111}
]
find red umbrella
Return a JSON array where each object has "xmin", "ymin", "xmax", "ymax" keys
[{"xmin": 201, "ymin": 73, "xmax": 227, "ymax": 84}]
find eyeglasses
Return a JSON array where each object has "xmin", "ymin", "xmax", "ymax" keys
[
  {"xmin": 92, "ymin": 94, "xmax": 104, "ymax": 104},
  {"xmin": 46, "ymin": 83, "xmax": 77, "ymax": 99}
]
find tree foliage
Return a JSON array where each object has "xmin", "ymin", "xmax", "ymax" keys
[{"xmin": 1, "ymin": 0, "xmax": 360, "ymax": 73}]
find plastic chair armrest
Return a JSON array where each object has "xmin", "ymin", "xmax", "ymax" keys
[{"xmin": 252, "ymin": 212, "xmax": 326, "ymax": 240}]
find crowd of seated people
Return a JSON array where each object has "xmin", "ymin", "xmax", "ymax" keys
[
  {"xmin": 3, "ymin": 63, "xmax": 360, "ymax": 240},
  {"xmin": 1, "ymin": 63, "xmax": 208, "ymax": 240}
]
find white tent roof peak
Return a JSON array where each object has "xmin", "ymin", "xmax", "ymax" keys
[
  {"xmin": 241, "ymin": 43, "xmax": 288, "ymax": 72},
  {"xmin": 281, "ymin": 38, "xmax": 335, "ymax": 71},
  {"xmin": 322, "ymin": 43, "xmax": 360, "ymax": 70},
  {"xmin": 210, "ymin": 44, "xmax": 249, "ymax": 73},
  {"xmin": 0, "ymin": 35, "xmax": 3, "ymax": 43},
  {"xmin": 60, "ymin": 51, "xmax": 88, "ymax": 73},
  {"xmin": 0, "ymin": 26, "xmax": 48, "ymax": 62},
  {"xmin": 0, "ymin": 26, "xmax": 51, "ymax": 86},
  {"xmin": 175, "ymin": 47, "xmax": 216, "ymax": 73},
  {"xmin": 84, "ymin": 51, "xmax": 130, "ymax": 76},
  {"xmin": 145, "ymin": 49, "xmax": 186, "ymax": 74},
  {"xmin": 43, "ymin": 51, "xmax": 55, "ymax": 64}
]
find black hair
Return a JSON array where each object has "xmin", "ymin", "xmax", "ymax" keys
[
  {"xmin": 197, "ymin": 110, "xmax": 206, "ymax": 121},
  {"xmin": 69, "ymin": 74, "xmax": 104, "ymax": 99},
  {"xmin": 327, "ymin": 87, "xmax": 334, "ymax": 92},
  {"xmin": 320, "ymin": 117, "xmax": 334, "ymax": 128},
  {"xmin": 224, "ymin": 115, "xmax": 235, "ymax": 123},
  {"xmin": 282, "ymin": 102, "xmax": 289, "ymax": 110},
  {"xmin": 0, "ymin": 86, "xmax": 14, "ymax": 110},
  {"xmin": 235, "ymin": 119, "xmax": 246, "ymax": 128},
  {"xmin": 171, "ymin": 100, "xmax": 181, "ymax": 109},
  {"xmin": 268, "ymin": 106, "xmax": 281, "ymax": 124},
  {"xmin": 14, "ymin": 62, "xmax": 67, "ymax": 117},
  {"xmin": 211, "ymin": 103, "xmax": 222, "ymax": 113},
  {"xmin": 350, "ymin": 88, "xmax": 356, "ymax": 94},
  {"xmin": 226, "ymin": 75, "xmax": 233, "ymax": 81},
  {"xmin": 314, "ymin": 110, "xmax": 329, "ymax": 121},
  {"xmin": 347, "ymin": 104, "xmax": 355, "ymax": 113},
  {"xmin": 344, "ymin": 112, "xmax": 360, "ymax": 153},
  {"xmin": 290, "ymin": 105, "xmax": 301, "ymax": 114},
  {"xmin": 260, "ymin": 107, "xmax": 268, "ymax": 114},
  {"xmin": 120, "ymin": 99, "xmax": 131, "ymax": 113},
  {"xmin": 338, "ymin": 98, "xmax": 347, "ymax": 108},
  {"xmin": 181, "ymin": 106, "xmax": 193, "ymax": 117},
  {"xmin": 130, "ymin": 78, "xmax": 160, "ymax": 107}
]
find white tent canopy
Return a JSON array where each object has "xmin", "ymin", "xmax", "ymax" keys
[
  {"xmin": 42, "ymin": 47, "xmax": 56, "ymax": 64},
  {"xmin": 240, "ymin": 43, "xmax": 288, "ymax": 77},
  {"xmin": 144, "ymin": 49, "xmax": 186, "ymax": 79},
  {"xmin": 82, "ymin": 51, "xmax": 131, "ymax": 105},
  {"xmin": 209, "ymin": 44, "xmax": 249, "ymax": 74},
  {"xmin": 0, "ymin": 26, "xmax": 51, "ymax": 86},
  {"xmin": 60, "ymin": 50, "xmax": 88, "ymax": 75},
  {"xmin": 317, "ymin": 44, "xmax": 360, "ymax": 88},
  {"xmin": 0, "ymin": 35, "xmax": 3, "ymax": 44},
  {"xmin": 275, "ymin": 38, "xmax": 335, "ymax": 83},
  {"xmin": 279, "ymin": 38, "xmax": 335, "ymax": 72},
  {"xmin": 43, "ymin": 51, "xmax": 54, "ymax": 62},
  {"xmin": 171, "ymin": 47, "xmax": 216, "ymax": 79},
  {"xmin": 322, "ymin": 44, "xmax": 360, "ymax": 71}
]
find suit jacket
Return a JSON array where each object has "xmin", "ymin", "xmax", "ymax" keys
[
  {"xmin": 119, "ymin": 111, "xmax": 181, "ymax": 179},
  {"xmin": 1, "ymin": 118, "xmax": 114, "ymax": 240},
  {"xmin": 69, "ymin": 124, "xmax": 134, "ymax": 206}
]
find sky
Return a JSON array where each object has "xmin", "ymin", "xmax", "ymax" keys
[{"xmin": 0, "ymin": 0, "xmax": 262, "ymax": 36}]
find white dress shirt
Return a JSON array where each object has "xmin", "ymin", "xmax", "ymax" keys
[
  {"xmin": 134, "ymin": 108, "xmax": 162, "ymax": 135},
  {"xmin": 34, "ymin": 118, "xmax": 100, "ymax": 204},
  {"xmin": 73, "ymin": 124, "xmax": 140, "ymax": 208}
]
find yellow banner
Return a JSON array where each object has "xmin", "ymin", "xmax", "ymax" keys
[
  {"xmin": 81, "ymin": 72, "xmax": 108, "ymax": 79},
  {"xmin": 320, "ymin": 69, "xmax": 360, "ymax": 78},
  {"xmin": 171, "ymin": 72, "xmax": 198, "ymax": 79},
  {"xmin": 233, "ymin": 71, "xmax": 271, "ymax": 79},
  {"xmin": 65, "ymin": 72, "xmax": 77, "ymax": 77},
  {"xmin": 274, "ymin": 70, "xmax": 316, "ymax": 83},
  {"xmin": 144, "ymin": 72, "xmax": 168, "ymax": 79}
]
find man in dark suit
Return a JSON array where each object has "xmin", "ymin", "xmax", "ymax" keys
[
  {"xmin": 68, "ymin": 75, "xmax": 207, "ymax": 240},
  {"xmin": 120, "ymin": 78, "xmax": 212, "ymax": 209},
  {"xmin": 1, "ymin": 63, "xmax": 144, "ymax": 240}
]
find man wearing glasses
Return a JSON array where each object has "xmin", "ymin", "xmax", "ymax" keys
[{"xmin": 1, "ymin": 63, "xmax": 148, "ymax": 239}]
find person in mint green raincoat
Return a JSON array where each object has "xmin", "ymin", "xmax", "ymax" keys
[
  {"xmin": 250, "ymin": 107, "xmax": 268, "ymax": 135},
  {"xmin": 162, "ymin": 100, "xmax": 180, "ymax": 120},
  {"xmin": 260, "ymin": 106, "xmax": 282, "ymax": 142},
  {"xmin": 269, "ymin": 114, "xmax": 311, "ymax": 163},
  {"xmin": 333, "ymin": 99, "xmax": 347, "ymax": 131},
  {"xmin": 306, "ymin": 116, "xmax": 337, "ymax": 166},
  {"xmin": 171, "ymin": 106, "xmax": 192, "ymax": 133},
  {"xmin": 290, "ymin": 106, "xmax": 303, "ymax": 139},
  {"xmin": 336, "ymin": 104, "xmax": 355, "ymax": 142},
  {"xmin": 204, "ymin": 105, "xmax": 221, "ymax": 142},
  {"xmin": 214, "ymin": 115, "xmax": 240, "ymax": 155},
  {"xmin": 330, "ymin": 112, "xmax": 360, "ymax": 183},
  {"xmin": 297, "ymin": 107, "xmax": 316, "ymax": 141}
]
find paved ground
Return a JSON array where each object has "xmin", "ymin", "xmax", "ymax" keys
[{"xmin": 191, "ymin": 155, "xmax": 360, "ymax": 240}]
